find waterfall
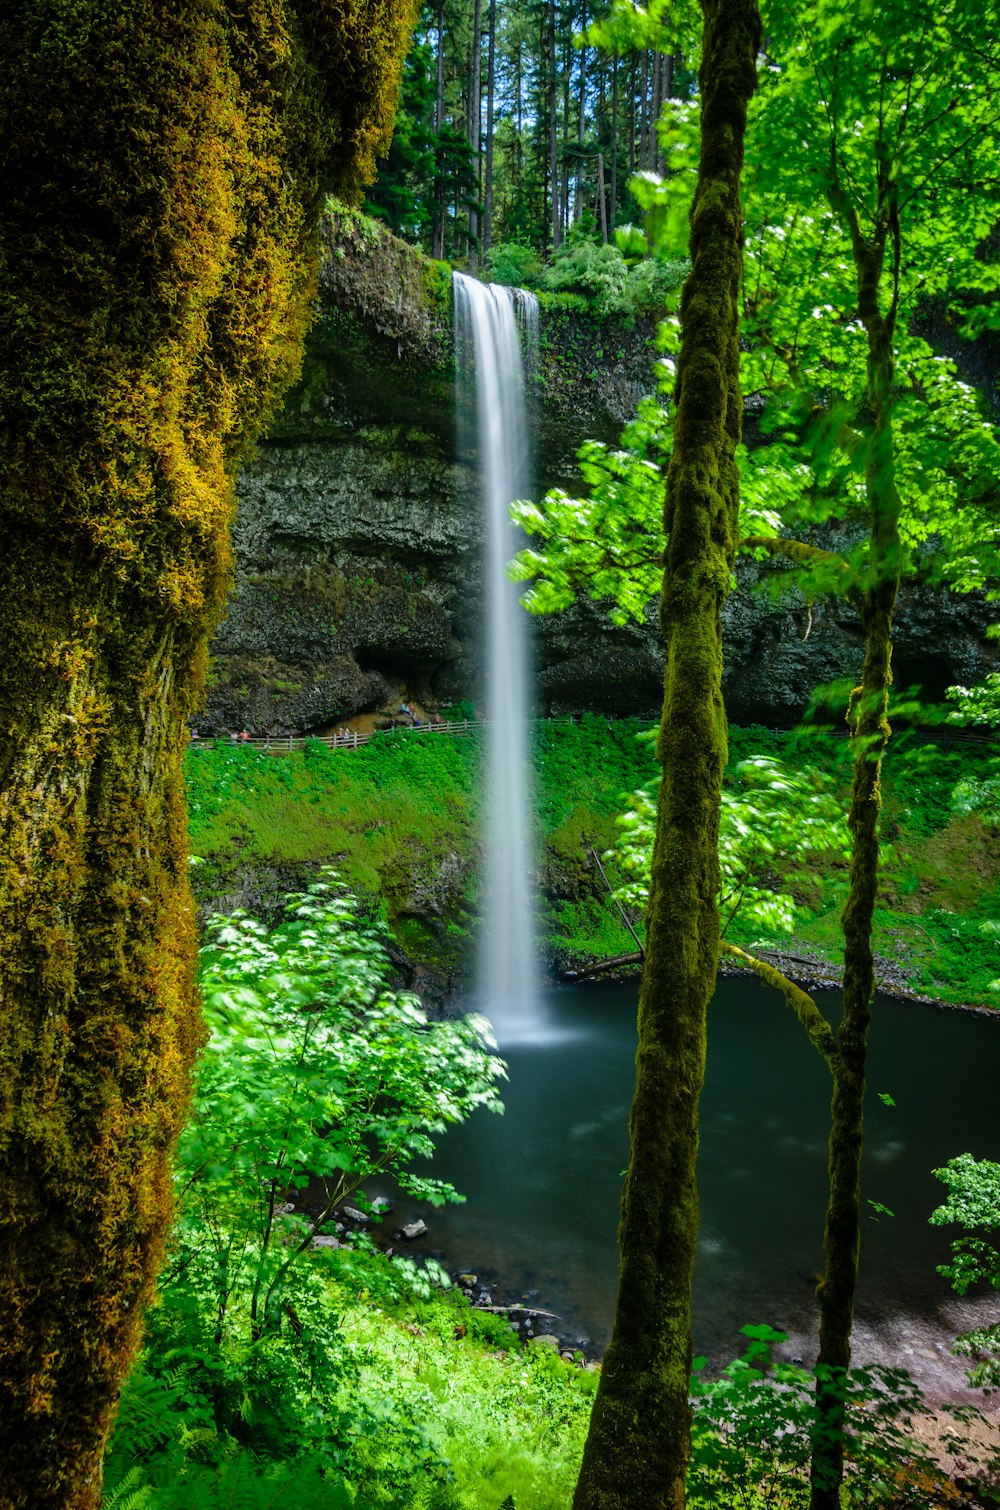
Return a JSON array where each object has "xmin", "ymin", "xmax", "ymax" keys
[{"xmin": 454, "ymin": 271, "xmax": 543, "ymax": 1044}]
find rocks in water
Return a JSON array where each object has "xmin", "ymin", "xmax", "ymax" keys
[
  {"xmin": 529, "ymin": 1334, "xmax": 560, "ymax": 1350},
  {"xmin": 342, "ymin": 1205, "xmax": 369, "ymax": 1225},
  {"xmin": 397, "ymin": 1218, "xmax": 428, "ymax": 1240},
  {"xmin": 310, "ymin": 1235, "xmax": 340, "ymax": 1249},
  {"xmin": 371, "ymin": 1195, "xmax": 394, "ymax": 1214}
]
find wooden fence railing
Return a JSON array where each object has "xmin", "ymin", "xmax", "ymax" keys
[
  {"xmin": 190, "ymin": 715, "xmax": 584, "ymax": 755},
  {"xmin": 188, "ymin": 715, "xmax": 996, "ymax": 757}
]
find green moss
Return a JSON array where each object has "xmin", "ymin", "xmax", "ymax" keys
[
  {"xmin": 572, "ymin": 1, "xmax": 762, "ymax": 1502},
  {"xmin": 0, "ymin": 3, "xmax": 417, "ymax": 1503},
  {"xmin": 421, "ymin": 255, "xmax": 456, "ymax": 319}
]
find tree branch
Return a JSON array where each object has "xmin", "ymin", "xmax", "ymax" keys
[
  {"xmin": 589, "ymin": 847, "xmax": 646, "ymax": 955},
  {"xmin": 719, "ymin": 942, "xmax": 839, "ymax": 1069},
  {"xmin": 740, "ymin": 534, "xmax": 856, "ymax": 596}
]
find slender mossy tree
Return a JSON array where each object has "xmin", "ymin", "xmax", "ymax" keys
[
  {"xmin": 803, "ymin": 89, "xmax": 906, "ymax": 1510},
  {"xmin": 571, "ymin": 2, "xmax": 761, "ymax": 1507},
  {"xmin": 0, "ymin": 5, "xmax": 416, "ymax": 1507},
  {"xmin": 515, "ymin": 4, "xmax": 997, "ymax": 1505},
  {"xmin": 736, "ymin": 9, "xmax": 999, "ymax": 1499}
]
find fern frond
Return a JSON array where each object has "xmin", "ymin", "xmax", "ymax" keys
[
  {"xmin": 174, "ymin": 1455, "xmax": 357, "ymax": 1510},
  {"xmin": 108, "ymin": 1368, "xmax": 184, "ymax": 1459},
  {"xmin": 100, "ymin": 1465, "xmax": 155, "ymax": 1509}
]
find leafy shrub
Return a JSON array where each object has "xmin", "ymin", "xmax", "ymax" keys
[
  {"xmin": 931, "ymin": 1153, "xmax": 1000, "ymax": 1387},
  {"xmin": 540, "ymin": 239, "xmax": 629, "ymax": 317},
  {"xmin": 613, "ymin": 753, "xmax": 849, "ymax": 937},
  {"xmin": 947, "ymin": 671, "xmax": 1000, "ymax": 727},
  {"xmin": 624, "ymin": 255, "xmax": 688, "ymax": 314},
  {"xmin": 951, "ymin": 759, "xmax": 1000, "ymax": 827},
  {"xmin": 487, "ymin": 242, "xmax": 544, "ymax": 288},
  {"xmin": 173, "ymin": 875, "xmax": 504, "ymax": 1345},
  {"xmin": 613, "ymin": 223, "xmax": 649, "ymax": 264},
  {"xmin": 689, "ymin": 1325, "xmax": 999, "ymax": 1508}
]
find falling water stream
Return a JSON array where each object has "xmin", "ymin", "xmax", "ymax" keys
[{"xmin": 453, "ymin": 272, "xmax": 543, "ymax": 1044}]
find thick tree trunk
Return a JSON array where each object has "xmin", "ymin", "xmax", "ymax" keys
[
  {"xmin": 0, "ymin": 3, "xmax": 415, "ymax": 1505},
  {"xmin": 0, "ymin": 598, "xmax": 203, "ymax": 1510},
  {"xmin": 571, "ymin": 1, "xmax": 761, "ymax": 1506}
]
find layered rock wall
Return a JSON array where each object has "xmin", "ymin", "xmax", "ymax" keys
[{"xmin": 202, "ymin": 213, "xmax": 996, "ymax": 735}]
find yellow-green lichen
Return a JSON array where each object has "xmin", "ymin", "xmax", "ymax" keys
[{"xmin": 0, "ymin": 3, "xmax": 417, "ymax": 1506}]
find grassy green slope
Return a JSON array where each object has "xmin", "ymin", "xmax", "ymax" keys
[{"xmin": 185, "ymin": 720, "xmax": 1000, "ymax": 1008}]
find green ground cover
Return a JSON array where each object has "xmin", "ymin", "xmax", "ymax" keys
[
  {"xmin": 102, "ymin": 875, "xmax": 999, "ymax": 1510},
  {"xmin": 185, "ymin": 719, "xmax": 1000, "ymax": 1008},
  {"xmin": 106, "ymin": 1243, "xmax": 596, "ymax": 1510}
]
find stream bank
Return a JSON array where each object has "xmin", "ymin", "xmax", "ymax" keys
[{"xmin": 335, "ymin": 977, "xmax": 1000, "ymax": 1419}]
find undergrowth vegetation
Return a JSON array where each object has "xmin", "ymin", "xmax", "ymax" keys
[
  {"xmin": 185, "ymin": 719, "xmax": 1000, "ymax": 1007},
  {"xmin": 101, "ymin": 882, "xmax": 596, "ymax": 1510},
  {"xmin": 102, "ymin": 876, "xmax": 1000, "ymax": 1509},
  {"xmin": 103, "ymin": 1240, "xmax": 599, "ymax": 1510}
]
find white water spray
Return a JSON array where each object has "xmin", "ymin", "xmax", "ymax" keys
[{"xmin": 454, "ymin": 271, "xmax": 543, "ymax": 1043}]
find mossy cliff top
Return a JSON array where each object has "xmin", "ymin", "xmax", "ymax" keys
[{"xmin": 266, "ymin": 206, "xmax": 657, "ymax": 467}]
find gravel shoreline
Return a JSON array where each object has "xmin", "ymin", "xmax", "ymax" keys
[{"xmin": 717, "ymin": 940, "xmax": 1000, "ymax": 1018}]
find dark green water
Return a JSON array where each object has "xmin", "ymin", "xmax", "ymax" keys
[{"xmin": 383, "ymin": 976, "xmax": 999, "ymax": 1377}]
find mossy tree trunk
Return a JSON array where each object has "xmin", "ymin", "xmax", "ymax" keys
[
  {"xmin": 0, "ymin": 5, "xmax": 415, "ymax": 1508},
  {"xmin": 809, "ymin": 188, "xmax": 904, "ymax": 1510},
  {"xmin": 571, "ymin": 2, "xmax": 761, "ymax": 1506}
]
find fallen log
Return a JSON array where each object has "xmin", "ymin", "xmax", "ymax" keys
[{"xmin": 561, "ymin": 951, "xmax": 644, "ymax": 981}]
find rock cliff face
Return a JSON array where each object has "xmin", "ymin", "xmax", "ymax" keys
[{"xmin": 202, "ymin": 212, "xmax": 996, "ymax": 736}]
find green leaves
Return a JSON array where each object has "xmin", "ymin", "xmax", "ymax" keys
[
  {"xmin": 947, "ymin": 674, "xmax": 1000, "ymax": 730},
  {"xmin": 510, "ymin": 396, "xmax": 668, "ymax": 624},
  {"xmin": 612, "ymin": 752, "xmax": 850, "ymax": 940},
  {"xmin": 171, "ymin": 872, "xmax": 505, "ymax": 1347},
  {"xmin": 930, "ymin": 1153, "xmax": 1000, "ymax": 1385},
  {"xmin": 515, "ymin": 0, "xmax": 1000, "ymax": 636}
]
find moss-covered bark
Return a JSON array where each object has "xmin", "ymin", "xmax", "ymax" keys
[
  {"xmin": 809, "ymin": 190, "xmax": 904, "ymax": 1510},
  {"xmin": 571, "ymin": 3, "xmax": 761, "ymax": 1506},
  {"xmin": 0, "ymin": 5, "xmax": 416, "ymax": 1506}
]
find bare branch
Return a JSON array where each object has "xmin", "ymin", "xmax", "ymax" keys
[{"xmin": 589, "ymin": 847, "xmax": 646, "ymax": 955}]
